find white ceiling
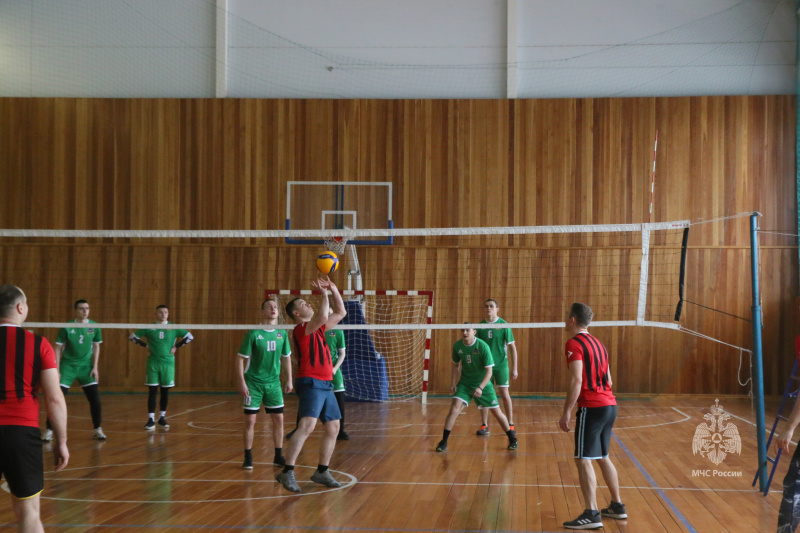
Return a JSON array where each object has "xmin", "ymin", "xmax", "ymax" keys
[{"xmin": 0, "ymin": 0, "xmax": 794, "ymax": 98}]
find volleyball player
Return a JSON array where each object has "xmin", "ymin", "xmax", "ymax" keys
[
  {"xmin": 436, "ymin": 325, "xmax": 517, "ymax": 452},
  {"xmin": 129, "ymin": 305, "xmax": 193, "ymax": 430},
  {"xmin": 285, "ymin": 307, "xmax": 349, "ymax": 441},
  {"xmin": 559, "ymin": 303, "xmax": 626, "ymax": 530},
  {"xmin": 475, "ymin": 299, "xmax": 518, "ymax": 435},
  {"xmin": 237, "ymin": 299, "xmax": 293, "ymax": 470},
  {"xmin": 276, "ymin": 277, "xmax": 345, "ymax": 493},
  {"xmin": 0, "ymin": 285, "xmax": 69, "ymax": 532},
  {"xmin": 43, "ymin": 299, "xmax": 105, "ymax": 441}
]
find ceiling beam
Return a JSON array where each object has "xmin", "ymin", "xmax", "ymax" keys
[{"xmin": 507, "ymin": 0, "xmax": 518, "ymax": 99}]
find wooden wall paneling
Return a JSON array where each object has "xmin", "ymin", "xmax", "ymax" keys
[{"xmin": 0, "ymin": 96, "xmax": 795, "ymax": 395}]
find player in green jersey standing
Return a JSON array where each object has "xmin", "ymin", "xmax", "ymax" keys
[
  {"xmin": 43, "ymin": 299, "xmax": 105, "ymax": 441},
  {"xmin": 475, "ymin": 299, "xmax": 518, "ymax": 436},
  {"xmin": 326, "ymin": 309, "xmax": 349, "ymax": 441},
  {"xmin": 129, "ymin": 305, "xmax": 193, "ymax": 430},
  {"xmin": 436, "ymin": 325, "xmax": 517, "ymax": 452},
  {"xmin": 237, "ymin": 299, "xmax": 293, "ymax": 470}
]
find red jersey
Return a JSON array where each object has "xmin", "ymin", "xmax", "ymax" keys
[
  {"xmin": 293, "ymin": 322, "xmax": 333, "ymax": 381},
  {"xmin": 0, "ymin": 325, "xmax": 57, "ymax": 427},
  {"xmin": 565, "ymin": 331, "xmax": 616, "ymax": 408}
]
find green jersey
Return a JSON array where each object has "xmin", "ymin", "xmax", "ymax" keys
[
  {"xmin": 132, "ymin": 323, "xmax": 192, "ymax": 360},
  {"xmin": 476, "ymin": 318, "xmax": 515, "ymax": 366},
  {"xmin": 238, "ymin": 329, "xmax": 291, "ymax": 383},
  {"xmin": 452, "ymin": 338, "xmax": 494, "ymax": 388},
  {"xmin": 55, "ymin": 319, "xmax": 102, "ymax": 364},
  {"xmin": 325, "ymin": 329, "xmax": 346, "ymax": 366}
]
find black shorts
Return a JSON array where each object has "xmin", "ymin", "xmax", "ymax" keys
[
  {"xmin": 574, "ymin": 405, "xmax": 617, "ymax": 460},
  {"xmin": 0, "ymin": 425, "xmax": 44, "ymax": 498}
]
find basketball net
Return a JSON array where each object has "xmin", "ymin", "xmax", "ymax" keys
[{"xmin": 323, "ymin": 235, "xmax": 348, "ymax": 256}]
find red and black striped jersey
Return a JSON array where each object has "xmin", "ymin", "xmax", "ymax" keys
[
  {"xmin": 565, "ymin": 331, "xmax": 616, "ymax": 408},
  {"xmin": 293, "ymin": 322, "xmax": 333, "ymax": 381},
  {"xmin": 0, "ymin": 325, "xmax": 57, "ymax": 427}
]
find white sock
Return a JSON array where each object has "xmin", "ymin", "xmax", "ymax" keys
[
  {"xmin": 160, "ymin": 411, "xmax": 167, "ymax": 418},
  {"xmin": 149, "ymin": 413, "xmax": 155, "ymax": 420}
]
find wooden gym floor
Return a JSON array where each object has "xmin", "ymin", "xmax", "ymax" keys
[{"xmin": 0, "ymin": 394, "xmax": 786, "ymax": 532}]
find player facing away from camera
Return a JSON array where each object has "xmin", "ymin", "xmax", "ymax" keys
[
  {"xmin": 475, "ymin": 299, "xmax": 518, "ymax": 436},
  {"xmin": 559, "ymin": 303, "xmax": 626, "ymax": 530},
  {"xmin": 276, "ymin": 277, "xmax": 346, "ymax": 493},
  {"xmin": 436, "ymin": 326, "xmax": 517, "ymax": 453},
  {"xmin": 43, "ymin": 299, "xmax": 105, "ymax": 442},
  {"xmin": 237, "ymin": 299, "xmax": 293, "ymax": 470},
  {"xmin": 129, "ymin": 305, "xmax": 193, "ymax": 430}
]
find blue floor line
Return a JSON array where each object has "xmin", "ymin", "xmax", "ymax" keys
[{"xmin": 613, "ymin": 432, "xmax": 697, "ymax": 533}]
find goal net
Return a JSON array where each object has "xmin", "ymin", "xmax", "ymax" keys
[{"xmin": 266, "ymin": 290, "xmax": 432, "ymax": 402}]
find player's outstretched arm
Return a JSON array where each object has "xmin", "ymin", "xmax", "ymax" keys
[
  {"xmin": 41, "ymin": 368, "xmax": 69, "ymax": 471},
  {"xmin": 305, "ymin": 279, "xmax": 330, "ymax": 334},
  {"xmin": 324, "ymin": 277, "xmax": 346, "ymax": 329}
]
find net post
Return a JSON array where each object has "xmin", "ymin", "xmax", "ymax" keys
[
  {"xmin": 422, "ymin": 291, "xmax": 434, "ymax": 404},
  {"xmin": 750, "ymin": 212, "xmax": 768, "ymax": 492}
]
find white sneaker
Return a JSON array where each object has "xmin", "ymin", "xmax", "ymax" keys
[
  {"xmin": 41, "ymin": 429, "xmax": 53, "ymax": 442},
  {"xmin": 93, "ymin": 427, "xmax": 107, "ymax": 440}
]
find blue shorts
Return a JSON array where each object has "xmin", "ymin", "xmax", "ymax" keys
[{"xmin": 295, "ymin": 377, "xmax": 341, "ymax": 424}]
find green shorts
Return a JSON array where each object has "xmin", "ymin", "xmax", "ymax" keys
[
  {"xmin": 332, "ymin": 369, "xmax": 345, "ymax": 392},
  {"xmin": 492, "ymin": 363, "xmax": 510, "ymax": 387},
  {"xmin": 453, "ymin": 382, "xmax": 499, "ymax": 409},
  {"xmin": 145, "ymin": 358, "xmax": 175, "ymax": 388},
  {"xmin": 59, "ymin": 361, "xmax": 96, "ymax": 388},
  {"xmin": 243, "ymin": 378, "xmax": 284, "ymax": 412}
]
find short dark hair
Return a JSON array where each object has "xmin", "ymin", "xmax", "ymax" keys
[
  {"xmin": 285, "ymin": 298, "xmax": 301, "ymax": 320},
  {"xmin": 74, "ymin": 299, "xmax": 89, "ymax": 308},
  {"xmin": 156, "ymin": 305, "xmax": 169, "ymax": 311},
  {"xmin": 261, "ymin": 298, "xmax": 276, "ymax": 310},
  {"xmin": 0, "ymin": 285, "xmax": 25, "ymax": 318},
  {"xmin": 485, "ymin": 299, "xmax": 498, "ymax": 306},
  {"xmin": 569, "ymin": 302, "xmax": 593, "ymax": 327}
]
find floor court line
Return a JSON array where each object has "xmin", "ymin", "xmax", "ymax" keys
[{"xmin": 613, "ymin": 432, "xmax": 698, "ymax": 533}]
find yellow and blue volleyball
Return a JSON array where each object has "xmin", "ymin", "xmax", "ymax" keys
[{"xmin": 316, "ymin": 251, "xmax": 339, "ymax": 274}]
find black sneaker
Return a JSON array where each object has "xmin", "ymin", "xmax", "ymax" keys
[
  {"xmin": 435, "ymin": 440, "xmax": 447, "ymax": 452},
  {"xmin": 337, "ymin": 431, "xmax": 350, "ymax": 441},
  {"xmin": 158, "ymin": 416, "xmax": 169, "ymax": 429},
  {"xmin": 600, "ymin": 501, "xmax": 627, "ymax": 519},
  {"xmin": 274, "ymin": 456, "xmax": 286, "ymax": 467},
  {"xmin": 144, "ymin": 418, "xmax": 155, "ymax": 431},
  {"xmin": 242, "ymin": 456, "xmax": 253, "ymax": 470},
  {"xmin": 476, "ymin": 425, "xmax": 490, "ymax": 436},
  {"xmin": 563, "ymin": 509, "xmax": 603, "ymax": 530},
  {"xmin": 507, "ymin": 437, "xmax": 518, "ymax": 450}
]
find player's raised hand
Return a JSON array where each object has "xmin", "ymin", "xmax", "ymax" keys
[
  {"xmin": 325, "ymin": 276, "xmax": 339, "ymax": 292},
  {"xmin": 311, "ymin": 278, "xmax": 325, "ymax": 293}
]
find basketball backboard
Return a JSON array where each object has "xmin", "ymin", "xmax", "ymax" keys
[{"xmin": 285, "ymin": 181, "xmax": 393, "ymax": 246}]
